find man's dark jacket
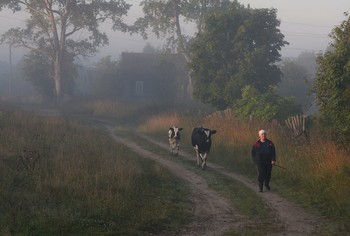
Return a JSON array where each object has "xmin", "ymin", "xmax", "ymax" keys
[{"xmin": 251, "ymin": 139, "xmax": 276, "ymax": 164}]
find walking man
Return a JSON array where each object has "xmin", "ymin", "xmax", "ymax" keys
[{"xmin": 251, "ymin": 130, "xmax": 276, "ymax": 192}]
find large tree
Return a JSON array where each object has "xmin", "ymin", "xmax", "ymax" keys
[
  {"xmin": 188, "ymin": 5, "xmax": 288, "ymax": 109},
  {"xmin": 0, "ymin": 0, "xmax": 130, "ymax": 104},
  {"xmin": 314, "ymin": 13, "xmax": 350, "ymax": 145},
  {"xmin": 133, "ymin": 0, "xmax": 236, "ymax": 95},
  {"xmin": 133, "ymin": 0, "xmax": 234, "ymax": 59},
  {"xmin": 21, "ymin": 49, "xmax": 77, "ymax": 102}
]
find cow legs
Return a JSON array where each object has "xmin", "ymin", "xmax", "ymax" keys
[
  {"xmin": 170, "ymin": 140, "xmax": 180, "ymax": 156},
  {"xmin": 175, "ymin": 145, "xmax": 179, "ymax": 156},
  {"xmin": 194, "ymin": 145, "xmax": 201, "ymax": 166},
  {"xmin": 170, "ymin": 145, "xmax": 173, "ymax": 155},
  {"xmin": 194, "ymin": 146, "xmax": 207, "ymax": 170},
  {"xmin": 200, "ymin": 153, "xmax": 207, "ymax": 170}
]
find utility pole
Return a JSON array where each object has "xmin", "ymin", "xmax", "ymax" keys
[{"xmin": 9, "ymin": 43, "xmax": 13, "ymax": 97}]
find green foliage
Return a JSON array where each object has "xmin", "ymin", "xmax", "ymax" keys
[
  {"xmin": 20, "ymin": 50, "xmax": 54, "ymax": 101},
  {"xmin": 189, "ymin": 5, "xmax": 288, "ymax": 110},
  {"xmin": 134, "ymin": 0, "xmax": 235, "ymax": 55},
  {"xmin": 314, "ymin": 13, "xmax": 350, "ymax": 145},
  {"xmin": 20, "ymin": 50, "xmax": 77, "ymax": 102},
  {"xmin": 181, "ymin": 0, "xmax": 234, "ymax": 33},
  {"xmin": 234, "ymin": 85, "xmax": 301, "ymax": 121}
]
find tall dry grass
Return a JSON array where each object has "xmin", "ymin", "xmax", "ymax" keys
[
  {"xmin": 69, "ymin": 99, "xmax": 144, "ymax": 118},
  {"xmin": 139, "ymin": 112, "xmax": 183, "ymax": 132}
]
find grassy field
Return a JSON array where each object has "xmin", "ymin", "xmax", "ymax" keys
[
  {"xmin": 0, "ymin": 108, "xmax": 191, "ymax": 235},
  {"xmin": 3, "ymin": 98, "xmax": 350, "ymax": 235},
  {"xmin": 0, "ymin": 102, "xmax": 289, "ymax": 235},
  {"xmin": 66, "ymin": 99, "xmax": 350, "ymax": 234}
]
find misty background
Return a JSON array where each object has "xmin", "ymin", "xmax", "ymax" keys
[{"xmin": 0, "ymin": 0, "xmax": 349, "ymax": 115}]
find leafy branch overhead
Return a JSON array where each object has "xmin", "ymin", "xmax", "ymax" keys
[
  {"xmin": 133, "ymin": 0, "xmax": 234, "ymax": 58},
  {"xmin": 314, "ymin": 12, "xmax": 350, "ymax": 145}
]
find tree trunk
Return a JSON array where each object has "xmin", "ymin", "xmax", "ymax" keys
[
  {"xmin": 54, "ymin": 55, "xmax": 62, "ymax": 104},
  {"xmin": 173, "ymin": 0, "xmax": 193, "ymax": 98},
  {"xmin": 44, "ymin": 0, "xmax": 65, "ymax": 105}
]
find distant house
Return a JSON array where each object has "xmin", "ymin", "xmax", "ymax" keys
[{"xmin": 120, "ymin": 52, "xmax": 191, "ymax": 103}]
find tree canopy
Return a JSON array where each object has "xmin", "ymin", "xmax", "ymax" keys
[
  {"xmin": 314, "ymin": 13, "xmax": 350, "ymax": 145},
  {"xmin": 21, "ymin": 49, "xmax": 76, "ymax": 102},
  {"xmin": 133, "ymin": 0, "xmax": 235, "ymax": 60},
  {"xmin": 131, "ymin": 1, "xmax": 242, "ymax": 98},
  {"xmin": 0, "ymin": 0, "xmax": 131, "ymax": 104},
  {"xmin": 188, "ymin": 5, "xmax": 288, "ymax": 110},
  {"xmin": 235, "ymin": 85, "xmax": 301, "ymax": 121}
]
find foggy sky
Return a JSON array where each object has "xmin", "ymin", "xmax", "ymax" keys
[{"xmin": 0, "ymin": 0, "xmax": 349, "ymax": 65}]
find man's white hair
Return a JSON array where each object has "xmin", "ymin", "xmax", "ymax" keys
[{"xmin": 259, "ymin": 130, "xmax": 267, "ymax": 135}]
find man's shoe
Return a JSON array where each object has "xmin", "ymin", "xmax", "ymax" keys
[{"xmin": 266, "ymin": 186, "xmax": 271, "ymax": 192}]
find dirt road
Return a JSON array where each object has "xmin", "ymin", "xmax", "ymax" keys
[
  {"xmin": 98, "ymin": 121, "xmax": 321, "ymax": 236},
  {"xmin": 106, "ymin": 126, "xmax": 248, "ymax": 236}
]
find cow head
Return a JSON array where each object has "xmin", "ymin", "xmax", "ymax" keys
[
  {"xmin": 203, "ymin": 129, "xmax": 216, "ymax": 142},
  {"xmin": 168, "ymin": 126, "xmax": 183, "ymax": 139}
]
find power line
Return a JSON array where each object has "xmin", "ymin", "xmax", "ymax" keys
[
  {"xmin": 281, "ymin": 20, "xmax": 334, "ymax": 28},
  {"xmin": 283, "ymin": 31, "xmax": 329, "ymax": 39},
  {"xmin": 283, "ymin": 47, "xmax": 324, "ymax": 52}
]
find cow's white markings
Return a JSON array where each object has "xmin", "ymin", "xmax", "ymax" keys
[
  {"xmin": 191, "ymin": 127, "xmax": 217, "ymax": 170},
  {"xmin": 168, "ymin": 126, "xmax": 183, "ymax": 156}
]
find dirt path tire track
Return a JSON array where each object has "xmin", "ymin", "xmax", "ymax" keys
[
  {"xmin": 105, "ymin": 125, "xmax": 247, "ymax": 236},
  {"xmin": 135, "ymin": 133, "xmax": 323, "ymax": 236},
  {"xmin": 26, "ymin": 109, "xmax": 323, "ymax": 235}
]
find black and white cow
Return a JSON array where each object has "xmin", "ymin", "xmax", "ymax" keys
[
  {"xmin": 191, "ymin": 127, "xmax": 217, "ymax": 170},
  {"xmin": 168, "ymin": 126, "xmax": 183, "ymax": 156}
]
